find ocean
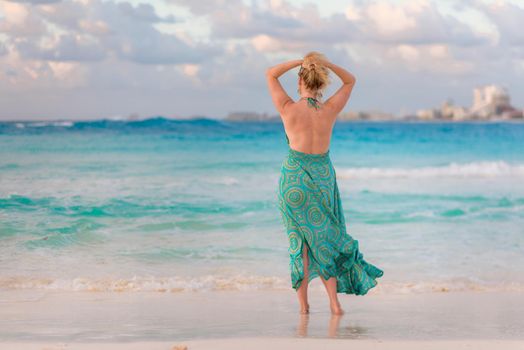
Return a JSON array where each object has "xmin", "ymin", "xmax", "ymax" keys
[{"xmin": 1, "ymin": 118, "xmax": 523, "ymax": 295}]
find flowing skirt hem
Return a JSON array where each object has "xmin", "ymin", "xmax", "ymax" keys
[{"xmin": 289, "ymin": 241, "xmax": 384, "ymax": 296}]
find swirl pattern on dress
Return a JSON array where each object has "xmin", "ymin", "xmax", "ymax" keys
[{"xmin": 277, "ymin": 142, "xmax": 384, "ymax": 295}]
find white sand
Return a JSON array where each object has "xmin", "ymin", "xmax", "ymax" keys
[
  {"xmin": 1, "ymin": 289, "xmax": 523, "ymax": 348},
  {"xmin": 2, "ymin": 338, "xmax": 524, "ymax": 350}
]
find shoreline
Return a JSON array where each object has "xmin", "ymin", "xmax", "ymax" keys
[{"xmin": 1, "ymin": 117, "xmax": 524, "ymax": 123}]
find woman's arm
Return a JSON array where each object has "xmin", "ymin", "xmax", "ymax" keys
[
  {"xmin": 265, "ymin": 59, "xmax": 302, "ymax": 114},
  {"xmin": 320, "ymin": 59, "xmax": 356, "ymax": 115},
  {"xmin": 266, "ymin": 59, "xmax": 302, "ymax": 78}
]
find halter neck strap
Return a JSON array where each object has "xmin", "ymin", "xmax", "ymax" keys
[{"xmin": 300, "ymin": 96, "xmax": 321, "ymax": 110}]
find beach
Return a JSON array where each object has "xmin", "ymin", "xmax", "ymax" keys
[
  {"xmin": 1, "ymin": 119, "xmax": 523, "ymax": 348},
  {"xmin": 2, "ymin": 0, "xmax": 524, "ymax": 347},
  {"xmin": 1, "ymin": 288, "xmax": 523, "ymax": 348},
  {"xmin": 3, "ymin": 339, "xmax": 524, "ymax": 350}
]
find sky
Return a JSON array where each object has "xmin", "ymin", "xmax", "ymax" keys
[{"xmin": 0, "ymin": 0, "xmax": 523, "ymax": 120}]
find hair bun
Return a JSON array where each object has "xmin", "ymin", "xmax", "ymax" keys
[{"xmin": 299, "ymin": 50, "xmax": 331, "ymax": 94}]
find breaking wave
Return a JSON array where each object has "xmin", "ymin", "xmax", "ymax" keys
[
  {"xmin": 1, "ymin": 275, "xmax": 523, "ymax": 294},
  {"xmin": 337, "ymin": 161, "xmax": 524, "ymax": 179}
]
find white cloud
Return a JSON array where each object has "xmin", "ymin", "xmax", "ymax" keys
[
  {"xmin": 0, "ymin": 0, "xmax": 523, "ymax": 120},
  {"xmin": 1, "ymin": 0, "xmax": 218, "ymax": 64},
  {"xmin": 182, "ymin": 63, "xmax": 199, "ymax": 77},
  {"xmin": 344, "ymin": 4, "xmax": 360, "ymax": 21},
  {"xmin": 366, "ymin": 1, "xmax": 418, "ymax": 34},
  {"xmin": 394, "ymin": 44, "xmax": 419, "ymax": 62},
  {"xmin": 0, "ymin": 1, "xmax": 47, "ymax": 36},
  {"xmin": 346, "ymin": 0, "xmax": 488, "ymax": 46},
  {"xmin": 48, "ymin": 61, "xmax": 87, "ymax": 87},
  {"xmin": 477, "ymin": 1, "xmax": 524, "ymax": 46},
  {"xmin": 385, "ymin": 43, "xmax": 474, "ymax": 74}
]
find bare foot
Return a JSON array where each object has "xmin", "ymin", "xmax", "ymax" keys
[
  {"xmin": 330, "ymin": 300, "xmax": 344, "ymax": 315},
  {"xmin": 300, "ymin": 303, "xmax": 310, "ymax": 314}
]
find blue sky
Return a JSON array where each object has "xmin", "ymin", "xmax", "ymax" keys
[{"xmin": 0, "ymin": 0, "xmax": 523, "ymax": 120}]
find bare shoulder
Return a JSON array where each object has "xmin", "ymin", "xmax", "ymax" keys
[
  {"xmin": 319, "ymin": 102, "xmax": 342, "ymax": 122},
  {"xmin": 281, "ymin": 101, "xmax": 338, "ymax": 128},
  {"xmin": 279, "ymin": 100, "xmax": 301, "ymax": 121}
]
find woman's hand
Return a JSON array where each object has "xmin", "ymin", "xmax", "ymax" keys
[
  {"xmin": 302, "ymin": 53, "xmax": 330, "ymax": 69},
  {"xmin": 317, "ymin": 57, "xmax": 331, "ymax": 68},
  {"xmin": 301, "ymin": 59, "xmax": 308, "ymax": 69}
]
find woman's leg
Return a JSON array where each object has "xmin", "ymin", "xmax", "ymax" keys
[
  {"xmin": 296, "ymin": 242, "xmax": 309, "ymax": 314},
  {"xmin": 320, "ymin": 275, "xmax": 344, "ymax": 315}
]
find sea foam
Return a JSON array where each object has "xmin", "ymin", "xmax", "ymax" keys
[
  {"xmin": 1, "ymin": 275, "xmax": 523, "ymax": 294},
  {"xmin": 336, "ymin": 161, "xmax": 524, "ymax": 179}
]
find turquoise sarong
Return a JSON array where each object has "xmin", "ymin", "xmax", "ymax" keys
[{"xmin": 277, "ymin": 134, "xmax": 384, "ymax": 295}]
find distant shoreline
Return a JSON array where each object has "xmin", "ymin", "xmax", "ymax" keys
[{"xmin": 1, "ymin": 116, "xmax": 523, "ymax": 124}]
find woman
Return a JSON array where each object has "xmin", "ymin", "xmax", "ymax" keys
[{"xmin": 266, "ymin": 51, "xmax": 384, "ymax": 315}]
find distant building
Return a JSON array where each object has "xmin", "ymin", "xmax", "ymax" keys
[
  {"xmin": 441, "ymin": 99, "xmax": 468, "ymax": 120},
  {"xmin": 470, "ymin": 84, "xmax": 511, "ymax": 119},
  {"xmin": 338, "ymin": 110, "xmax": 395, "ymax": 121},
  {"xmin": 416, "ymin": 108, "xmax": 441, "ymax": 120},
  {"xmin": 338, "ymin": 111, "xmax": 359, "ymax": 120},
  {"xmin": 226, "ymin": 85, "xmax": 522, "ymax": 122},
  {"xmin": 414, "ymin": 84, "xmax": 522, "ymax": 121}
]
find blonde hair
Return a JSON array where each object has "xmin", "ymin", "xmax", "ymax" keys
[{"xmin": 298, "ymin": 51, "xmax": 331, "ymax": 99}]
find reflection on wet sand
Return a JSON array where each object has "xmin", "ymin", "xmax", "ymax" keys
[{"xmin": 296, "ymin": 312, "xmax": 369, "ymax": 339}]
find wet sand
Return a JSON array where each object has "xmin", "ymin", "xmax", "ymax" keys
[
  {"xmin": 2, "ymin": 338, "xmax": 524, "ymax": 350},
  {"xmin": 1, "ymin": 288, "xmax": 523, "ymax": 348}
]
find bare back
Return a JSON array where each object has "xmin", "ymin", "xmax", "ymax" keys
[
  {"xmin": 266, "ymin": 58, "xmax": 356, "ymax": 153},
  {"xmin": 281, "ymin": 100, "xmax": 337, "ymax": 154}
]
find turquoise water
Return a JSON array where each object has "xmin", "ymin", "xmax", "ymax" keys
[{"xmin": 1, "ymin": 118, "xmax": 523, "ymax": 293}]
